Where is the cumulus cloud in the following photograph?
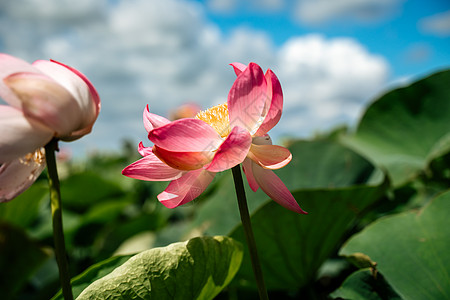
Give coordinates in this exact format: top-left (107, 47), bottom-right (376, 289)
top-left (274, 34), bottom-right (389, 137)
top-left (0, 0), bottom-right (389, 156)
top-left (294, 0), bottom-right (405, 25)
top-left (419, 10), bottom-right (450, 37)
top-left (403, 43), bottom-right (432, 64)
top-left (206, 0), bottom-right (284, 14)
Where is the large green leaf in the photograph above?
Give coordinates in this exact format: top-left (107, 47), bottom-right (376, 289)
top-left (0, 181), bottom-right (47, 228)
top-left (192, 139), bottom-right (381, 237)
top-left (52, 254), bottom-right (133, 300)
top-left (339, 190), bottom-right (450, 299)
top-left (60, 171), bottom-right (125, 211)
top-left (0, 223), bottom-right (51, 300)
top-left (331, 269), bottom-right (401, 300)
top-left (342, 70), bottom-right (450, 186)
top-left (230, 181), bottom-right (387, 291)
top-left (77, 236), bottom-right (243, 300)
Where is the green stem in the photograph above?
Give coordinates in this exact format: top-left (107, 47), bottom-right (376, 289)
top-left (45, 139), bottom-right (73, 300)
top-left (231, 165), bottom-right (269, 300)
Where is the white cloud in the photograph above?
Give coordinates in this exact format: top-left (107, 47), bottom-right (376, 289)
top-left (419, 10), bottom-right (450, 37)
top-left (206, 0), bottom-right (239, 13)
top-left (274, 34), bottom-right (389, 137)
top-left (0, 0), bottom-right (389, 157)
top-left (403, 43), bottom-right (432, 63)
top-left (294, 0), bottom-right (404, 25)
top-left (206, 0), bottom-right (284, 14)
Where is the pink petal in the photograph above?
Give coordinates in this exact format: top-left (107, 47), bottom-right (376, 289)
top-left (4, 72), bottom-right (83, 137)
top-left (32, 60), bottom-right (99, 140)
top-left (169, 103), bottom-right (201, 120)
top-left (138, 141), bottom-right (152, 156)
top-left (0, 53), bottom-right (41, 108)
top-left (242, 158), bottom-right (259, 192)
top-left (143, 105), bottom-right (171, 132)
top-left (157, 169), bottom-right (215, 208)
top-left (230, 62), bottom-right (247, 76)
top-left (228, 62), bottom-right (267, 133)
top-left (0, 149), bottom-right (46, 202)
top-left (50, 59), bottom-right (101, 117)
top-left (252, 164), bottom-right (307, 214)
top-left (152, 145), bottom-right (213, 171)
top-left (206, 126), bottom-right (252, 172)
top-left (254, 69), bottom-right (283, 136)
top-left (0, 105), bottom-right (53, 163)
top-left (248, 144), bottom-right (292, 169)
top-left (149, 118), bottom-right (222, 152)
top-left (122, 151), bottom-right (184, 181)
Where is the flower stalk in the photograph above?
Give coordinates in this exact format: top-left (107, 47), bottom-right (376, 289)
top-left (231, 165), bottom-right (269, 300)
top-left (45, 139), bottom-right (73, 300)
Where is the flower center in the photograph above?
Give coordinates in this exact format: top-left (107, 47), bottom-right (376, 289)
top-left (19, 148), bottom-right (45, 165)
top-left (195, 103), bottom-right (230, 138)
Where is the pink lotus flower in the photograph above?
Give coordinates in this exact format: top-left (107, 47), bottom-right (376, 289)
top-left (0, 54), bottom-right (100, 202)
top-left (123, 62), bottom-right (306, 214)
top-left (169, 102), bottom-right (201, 120)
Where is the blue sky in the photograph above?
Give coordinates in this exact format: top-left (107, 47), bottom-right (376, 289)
top-left (0, 0), bottom-right (449, 157)
top-left (199, 0), bottom-right (449, 78)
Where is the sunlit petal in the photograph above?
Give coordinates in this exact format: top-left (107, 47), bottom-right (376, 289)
top-left (228, 62), bottom-right (267, 133)
top-left (138, 141), bottom-right (152, 156)
top-left (254, 69), bottom-right (283, 136)
top-left (0, 53), bottom-right (41, 108)
top-left (149, 118), bottom-right (222, 152)
top-left (33, 60), bottom-right (99, 140)
top-left (230, 62), bottom-right (246, 76)
top-left (153, 145), bottom-right (213, 171)
top-left (122, 151), bottom-right (184, 181)
top-left (0, 149), bottom-right (46, 202)
top-left (4, 72), bottom-right (83, 136)
top-left (157, 169), bottom-right (216, 208)
top-left (242, 158), bottom-right (259, 192)
top-left (248, 144), bottom-right (292, 169)
top-left (0, 105), bottom-right (52, 163)
top-left (252, 164), bottom-right (307, 214)
top-left (206, 126), bottom-right (252, 172)
top-left (143, 105), bottom-right (171, 132)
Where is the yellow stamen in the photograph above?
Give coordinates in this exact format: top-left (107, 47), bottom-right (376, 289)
top-left (195, 103), bottom-right (230, 138)
top-left (19, 148), bottom-right (45, 165)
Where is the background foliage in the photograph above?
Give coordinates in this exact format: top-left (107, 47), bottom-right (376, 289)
top-left (0, 70), bottom-right (449, 299)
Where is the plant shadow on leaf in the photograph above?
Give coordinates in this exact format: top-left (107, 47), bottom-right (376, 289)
top-left (73, 236), bottom-right (243, 300)
top-left (190, 139), bottom-right (388, 298)
top-left (0, 223), bottom-right (51, 300)
top-left (331, 268), bottom-right (402, 300)
top-left (341, 70), bottom-right (450, 187)
top-left (339, 190), bottom-right (450, 300)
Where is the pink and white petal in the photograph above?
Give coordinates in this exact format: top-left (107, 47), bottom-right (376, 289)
top-left (0, 150), bottom-right (46, 202)
top-left (4, 72), bottom-right (83, 137)
top-left (33, 60), bottom-right (98, 135)
top-left (0, 105), bottom-right (53, 163)
top-left (252, 164), bottom-right (307, 214)
top-left (122, 152), bottom-right (184, 181)
top-left (248, 144), bottom-right (292, 170)
top-left (138, 141), bottom-right (153, 156)
top-left (153, 145), bottom-right (213, 171)
top-left (157, 169), bottom-right (215, 209)
top-left (0, 53), bottom-right (42, 108)
top-left (149, 118), bottom-right (222, 152)
top-left (143, 105), bottom-right (171, 132)
top-left (206, 126), bottom-right (252, 172)
top-left (242, 158), bottom-right (259, 192)
top-left (254, 69), bottom-right (283, 136)
top-left (50, 59), bottom-right (101, 116)
top-left (230, 62), bottom-right (247, 76)
top-left (228, 62), bottom-right (267, 133)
